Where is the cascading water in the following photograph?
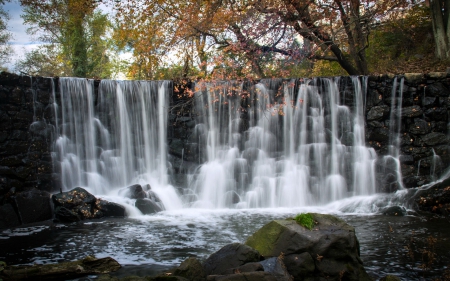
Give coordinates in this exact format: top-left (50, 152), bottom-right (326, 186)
top-left (52, 78), bottom-right (182, 210)
top-left (186, 77), bottom-right (378, 208)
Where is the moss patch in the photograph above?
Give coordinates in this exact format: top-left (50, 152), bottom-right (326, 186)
top-left (294, 213), bottom-right (314, 230)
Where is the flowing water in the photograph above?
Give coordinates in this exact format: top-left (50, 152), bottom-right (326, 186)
top-left (2, 77), bottom-right (449, 279)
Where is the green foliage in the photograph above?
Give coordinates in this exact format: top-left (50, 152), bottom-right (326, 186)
top-left (0, 1), bottom-right (12, 69)
top-left (294, 213), bottom-right (314, 230)
top-left (366, 3), bottom-right (436, 74)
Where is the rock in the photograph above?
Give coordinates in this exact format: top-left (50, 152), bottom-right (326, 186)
top-left (206, 272), bottom-right (279, 281)
top-left (173, 257), bottom-right (206, 281)
top-left (415, 177), bottom-right (450, 215)
top-left (203, 243), bottom-right (261, 275)
top-left (380, 206), bottom-right (406, 216)
top-left (425, 82), bottom-right (450, 97)
top-left (419, 132), bottom-right (448, 146)
top-left (54, 206), bottom-right (81, 222)
top-left (0, 203), bottom-right (20, 229)
top-left (399, 106), bottom-right (423, 118)
top-left (14, 189), bottom-right (52, 224)
top-left (95, 199), bottom-right (126, 218)
top-left (221, 263), bottom-right (264, 275)
top-left (404, 73), bottom-right (423, 84)
top-left (120, 184), bottom-right (147, 199)
top-left (52, 188), bottom-right (125, 222)
top-left (259, 257), bottom-right (292, 281)
top-left (245, 214), bottom-right (371, 281)
top-left (283, 253), bottom-right (315, 279)
top-left (379, 275), bottom-right (402, 281)
top-left (135, 198), bottom-right (163, 214)
top-left (408, 118), bottom-right (431, 135)
top-left (0, 256), bottom-right (121, 281)
top-left (366, 105), bottom-right (389, 121)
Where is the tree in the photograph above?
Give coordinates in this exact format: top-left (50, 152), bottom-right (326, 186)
top-left (429, 0), bottom-right (450, 59)
top-left (19, 0), bottom-right (115, 78)
top-left (0, 0), bottom-right (13, 70)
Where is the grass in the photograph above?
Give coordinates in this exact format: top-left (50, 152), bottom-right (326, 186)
top-left (294, 213), bottom-right (314, 230)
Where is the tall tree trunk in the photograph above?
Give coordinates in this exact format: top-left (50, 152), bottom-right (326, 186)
top-left (430, 0), bottom-right (450, 59)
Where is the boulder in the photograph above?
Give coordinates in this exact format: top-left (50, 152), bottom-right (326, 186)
top-left (203, 243), bottom-right (261, 275)
top-left (245, 214), bottom-right (371, 281)
top-left (283, 253), bottom-right (315, 279)
top-left (173, 257), bottom-right (206, 281)
top-left (259, 257), bottom-right (292, 281)
top-left (221, 263), bottom-right (264, 275)
top-left (380, 206), bottom-right (406, 216)
top-left (14, 189), bottom-right (52, 224)
top-left (119, 184), bottom-right (147, 199)
top-left (52, 187), bottom-right (126, 222)
top-left (135, 198), bottom-right (164, 214)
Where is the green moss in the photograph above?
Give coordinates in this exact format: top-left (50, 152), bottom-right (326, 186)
top-left (294, 213), bottom-right (314, 230)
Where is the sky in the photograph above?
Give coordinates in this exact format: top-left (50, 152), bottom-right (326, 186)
top-left (3, 0), bottom-right (42, 72)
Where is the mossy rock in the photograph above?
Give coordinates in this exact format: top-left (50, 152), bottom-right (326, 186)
top-left (244, 213), bottom-right (371, 281)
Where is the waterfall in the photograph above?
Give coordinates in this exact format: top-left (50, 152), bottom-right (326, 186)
top-left (52, 76), bottom-right (387, 210)
top-left (53, 78), bottom-right (182, 209)
top-left (187, 77), bottom-right (378, 208)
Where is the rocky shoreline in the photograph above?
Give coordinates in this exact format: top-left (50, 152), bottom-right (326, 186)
top-left (2, 213), bottom-right (403, 281)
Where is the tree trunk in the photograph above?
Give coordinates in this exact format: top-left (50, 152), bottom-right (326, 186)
top-left (430, 0), bottom-right (450, 59)
top-left (0, 256), bottom-right (121, 281)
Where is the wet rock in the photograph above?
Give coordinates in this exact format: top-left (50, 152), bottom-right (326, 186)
top-left (367, 105), bottom-right (389, 121)
top-left (135, 198), bottom-right (164, 214)
top-left (422, 96), bottom-right (438, 108)
top-left (380, 206), bottom-right (406, 216)
top-left (14, 188), bottom-right (52, 224)
top-left (245, 214), bottom-right (371, 281)
top-left (120, 184), bottom-right (147, 199)
top-left (53, 187), bottom-right (125, 222)
top-left (404, 73), bottom-right (423, 84)
top-left (203, 243), bottom-right (261, 275)
top-left (415, 177), bottom-right (450, 215)
top-left (174, 257), bottom-right (206, 281)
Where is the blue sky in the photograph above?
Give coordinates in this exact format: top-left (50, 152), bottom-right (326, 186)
top-left (3, 0), bottom-right (41, 71)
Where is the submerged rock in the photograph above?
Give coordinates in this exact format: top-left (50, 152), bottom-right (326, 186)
top-left (245, 213), bottom-right (371, 281)
top-left (380, 206), bottom-right (406, 216)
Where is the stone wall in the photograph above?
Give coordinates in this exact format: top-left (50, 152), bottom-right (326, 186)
top-left (1, 72), bottom-right (449, 227)
top-left (0, 72), bottom-right (55, 227)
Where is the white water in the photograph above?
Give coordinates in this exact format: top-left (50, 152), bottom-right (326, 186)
top-left (52, 77), bottom-right (410, 213)
top-left (187, 78), bottom-right (378, 208)
top-left (53, 78), bottom-right (182, 211)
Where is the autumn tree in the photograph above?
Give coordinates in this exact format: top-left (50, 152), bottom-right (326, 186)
top-left (19, 0), bottom-right (115, 78)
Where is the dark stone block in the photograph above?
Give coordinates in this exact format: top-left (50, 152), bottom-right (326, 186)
top-left (399, 105), bottom-right (423, 118)
top-left (408, 118), bottom-right (431, 135)
top-left (417, 132), bottom-right (448, 146)
top-left (424, 107), bottom-right (448, 121)
top-left (0, 203), bottom-right (21, 229)
top-left (425, 82), bottom-right (450, 97)
top-left (367, 105), bottom-right (390, 121)
top-left (284, 253), bottom-right (316, 280)
top-left (52, 187), bottom-right (97, 209)
top-left (14, 189), bottom-right (52, 224)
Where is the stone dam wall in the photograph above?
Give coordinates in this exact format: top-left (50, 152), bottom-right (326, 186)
top-left (0, 71), bottom-right (449, 227)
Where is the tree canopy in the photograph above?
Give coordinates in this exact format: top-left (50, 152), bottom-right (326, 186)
top-left (10, 0), bottom-right (450, 78)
